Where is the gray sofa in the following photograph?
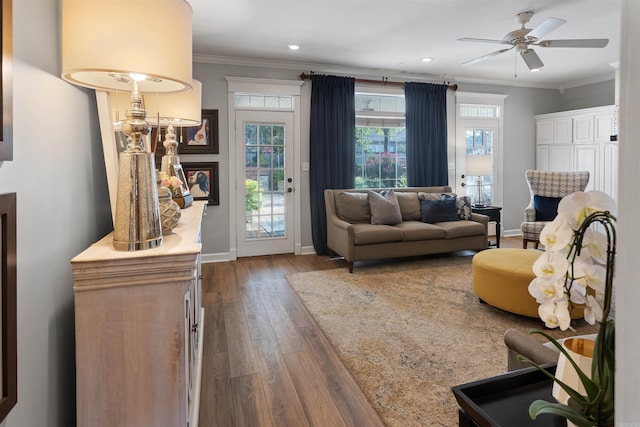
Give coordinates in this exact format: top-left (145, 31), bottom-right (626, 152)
top-left (324, 186), bottom-right (489, 272)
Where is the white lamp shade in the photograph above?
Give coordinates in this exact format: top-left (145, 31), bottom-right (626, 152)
top-left (466, 155), bottom-right (493, 176)
top-left (61, 0), bottom-right (193, 93)
top-left (111, 80), bottom-right (202, 127)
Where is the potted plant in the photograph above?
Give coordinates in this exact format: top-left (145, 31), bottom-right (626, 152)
top-left (523, 191), bottom-right (616, 427)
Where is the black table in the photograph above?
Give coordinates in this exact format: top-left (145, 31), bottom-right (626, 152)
top-left (471, 205), bottom-right (502, 248)
top-left (452, 365), bottom-right (566, 427)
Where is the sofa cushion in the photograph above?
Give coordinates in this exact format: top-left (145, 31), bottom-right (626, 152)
top-left (420, 198), bottom-right (459, 223)
top-left (352, 223), bottom-right (404, 245)
top-left (437, 220), bottom-right (485, 239)
top-left (368, 190), bottom-right (402, 225)
top-left (394, 221), bottom-right (447, 241)
top-left (394, 192), bottom-right (422, 221)
top-left (534, 195), bottom-right (561, 221)
top-left (335, 192), bottom-right (371, 223)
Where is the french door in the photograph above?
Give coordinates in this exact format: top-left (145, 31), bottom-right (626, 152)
top-left (235, 110), bottom-right (295, 257)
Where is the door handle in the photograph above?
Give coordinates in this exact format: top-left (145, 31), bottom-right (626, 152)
top-left (287, 187), bottom-right (293, 193)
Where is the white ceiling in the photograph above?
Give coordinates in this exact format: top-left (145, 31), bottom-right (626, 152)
top-left (188, 0), bottom-right (621, 89)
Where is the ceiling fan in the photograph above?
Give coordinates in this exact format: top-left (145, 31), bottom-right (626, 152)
top-left (458, 11), bottom-right (609, 70)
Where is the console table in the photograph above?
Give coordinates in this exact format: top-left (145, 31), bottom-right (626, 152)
top-left (71, 202), bottom-right (206, 427)
top-left (471, 205), bottom-right (502, 247)
top-left (452, 365), bottom-right (565, 427)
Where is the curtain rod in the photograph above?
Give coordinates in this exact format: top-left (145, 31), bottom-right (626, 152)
top-left (299, 72), bottom-right (458, 91)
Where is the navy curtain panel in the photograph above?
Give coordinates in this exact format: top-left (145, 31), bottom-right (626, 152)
top-left (404, 82), bottom-right (449, 186)
top-left (309, 74), bottom-right (356, 255)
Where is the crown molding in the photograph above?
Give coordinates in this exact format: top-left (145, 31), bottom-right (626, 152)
top-left (193, 53), bottom-right (614, 91)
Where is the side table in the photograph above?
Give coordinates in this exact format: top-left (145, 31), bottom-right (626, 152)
top-left (471, 205), bottom-right (502, 248)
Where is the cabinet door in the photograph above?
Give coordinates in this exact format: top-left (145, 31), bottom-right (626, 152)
top-left (554, 118), bottom-right (573, 144)
top-left (549, 145), bottom-right (574, 172)
top-left (573, 115), bottom-right (594, 143)
top-left (536, 145), bottom-right (550, 171)
top-left (595, 112), bottom-right (614, 142)
top-left (536, 119), bottom-right (554, 145)
top-left (574, 143), bottom-right (600, 191)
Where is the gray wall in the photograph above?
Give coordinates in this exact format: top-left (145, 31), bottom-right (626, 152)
top-left (0, 0), bottom-right (112, 425)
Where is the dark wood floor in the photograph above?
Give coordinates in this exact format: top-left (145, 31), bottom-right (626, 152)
top-left (198, 236), bottom-right (522, 427)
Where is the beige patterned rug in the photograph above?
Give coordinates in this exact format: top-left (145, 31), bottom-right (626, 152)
top-left (286, 253), bottom-right (598, 427)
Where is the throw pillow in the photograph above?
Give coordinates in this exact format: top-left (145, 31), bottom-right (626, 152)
top-left (534, 195), bottom-right (562, 221)
top-left (417, 192), bottom-right (441, 201)
top-left (394, 191), bottom-right (421, 221)
top-left (368, 190), bottom-right (402, 225)
top-left (420, 198), bottom-right (459, 224)
top-left (440, 193), bottom-right (472, 220)
top-left (335, 192), bottom-right (371, 223)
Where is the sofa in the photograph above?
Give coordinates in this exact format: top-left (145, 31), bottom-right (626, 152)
top-left (324, 186), bottom-right (489, 272)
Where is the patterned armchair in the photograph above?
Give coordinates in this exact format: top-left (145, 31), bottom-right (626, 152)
top-left (521, 170), bottom-right (590, 249)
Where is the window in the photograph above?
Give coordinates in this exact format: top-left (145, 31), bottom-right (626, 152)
top-left (355, 91), bottom-right (406, 188)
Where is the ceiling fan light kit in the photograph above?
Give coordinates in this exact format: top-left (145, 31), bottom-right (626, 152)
top-left (459, 11), bottom-right (609, 71)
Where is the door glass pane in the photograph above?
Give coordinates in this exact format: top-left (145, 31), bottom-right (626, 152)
top-left (245, 122), bottom-right (286, 240)
top-left (465, 128), bottom-right (494, 205)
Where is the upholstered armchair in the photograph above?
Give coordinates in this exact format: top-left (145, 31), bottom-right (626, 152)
top-left (521, 170), bottom-right (590, 249)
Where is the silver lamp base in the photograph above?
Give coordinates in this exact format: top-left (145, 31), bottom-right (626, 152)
top-left (112, 148), bottom-right (163, 251)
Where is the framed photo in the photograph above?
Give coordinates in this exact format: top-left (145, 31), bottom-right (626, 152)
top-left (182, 162), bottom-right (219, 206)
top-left (178, 109), bottom-right (218, 154)
top-left (0, 193), bottom-right (17, 422)
top-left (0, 0), bottom-right (13, 161)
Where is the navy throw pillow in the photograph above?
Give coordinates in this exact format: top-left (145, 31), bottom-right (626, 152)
top-left (420, 198), bottom-right (459, 224)
top-left (534, 195), bottom-right (562, 221)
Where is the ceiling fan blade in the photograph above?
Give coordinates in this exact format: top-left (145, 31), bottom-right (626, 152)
top-left (527, 17), bottom-right (566, 40)
top-left (520, 49), bottom-right (544, 70)
top-left (536, 39), bottom-right (609, 48)
top-left (457, 37), bottom-right (507, 44)
top-left (462, 46), bottom-right (514, 66)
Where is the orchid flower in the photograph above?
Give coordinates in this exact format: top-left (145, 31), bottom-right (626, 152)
top-left (528, 277), bottom-right (565, 304)
top-left (532, 251), bottom-right (569, 281)
top-left (583, 294), bottom-right (603, 325)
top-left (557, 191), bottom-right (616, 230)
top-left (581, 228), bottom-right (609, 264)
top-left (538, 299), bottom-right (571, 330)
top-left (539, 213), bottom-right (573, 253)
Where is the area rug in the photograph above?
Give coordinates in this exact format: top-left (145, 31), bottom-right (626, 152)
top-left (286, 254), bottom-right (598, 427)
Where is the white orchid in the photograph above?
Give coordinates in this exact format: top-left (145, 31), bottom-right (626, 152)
top-left (528, 277), bottom-right (565, 304)
top-left (583, 294), bottom-right (603, 325)
top-left (538, 299), bottom-right (571, 330)
top-left (539, 213), bottom-right (573, 253)
top-left (580, 228), bottom-right (609, 264)
top-left (529, 190), bottom-right (616, 331)
top-left (557, 191), bottom-right (616, 230)
top-left (532, 250), bottom-right (569, 281)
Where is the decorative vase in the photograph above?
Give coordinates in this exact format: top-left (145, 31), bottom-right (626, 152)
top-left (552, 338), bottom-right (595, 405)
top-left (158, 185), bottom-right (181, 234)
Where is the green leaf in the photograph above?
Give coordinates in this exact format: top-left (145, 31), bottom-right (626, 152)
top-left (529, 400), bottom-right (593, 426)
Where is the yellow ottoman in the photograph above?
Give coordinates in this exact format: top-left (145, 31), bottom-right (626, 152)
top-left (472, 248), bottom-right (584, 318)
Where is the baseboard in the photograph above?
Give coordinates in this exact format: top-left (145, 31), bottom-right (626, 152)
top-left (201, 246), bottom-right (318, 263)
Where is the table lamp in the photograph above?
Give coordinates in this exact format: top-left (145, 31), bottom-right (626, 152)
top-left (465, 154), bottom-right (493, 207)
top-left (111, 79), bottom-right (203, 208)
top-left (61, 0), bottom-right (194, 251)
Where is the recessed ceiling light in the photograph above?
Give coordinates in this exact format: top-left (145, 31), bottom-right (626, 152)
top-left (422, 57), bottom-right (433, 63)
top-left (288, 44), bottom-right (300, 50)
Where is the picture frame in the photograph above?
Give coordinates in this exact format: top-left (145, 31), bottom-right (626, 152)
top-left (176, 109), bottom-right (218, 154)
top-left (181, 162), bottom-right (219, 206)
top-left (0, 193), bottom-right (17, 422)
top-left (0, 0), bottom-right (13, 161)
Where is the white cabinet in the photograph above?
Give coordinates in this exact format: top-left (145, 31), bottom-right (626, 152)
top-left (71, 202), bottom-right (206, 427)
top-left (535, 105), bottom-right (617, 200)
